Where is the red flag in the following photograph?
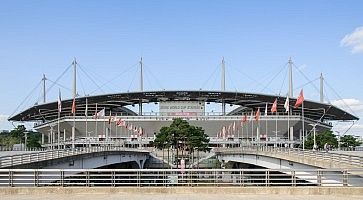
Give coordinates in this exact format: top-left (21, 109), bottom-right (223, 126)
top-left (108, 115), bottom-right (113, 124)
top-left (116, 118), bottom-right (124, 126)
top-left (255, 108), bottom-right (260, 122)
top-left (294, 89), bottom-right (304, 108)
top-left (241, 114), bottom-right (248, 127)
top-left (271, 99), bottom-right (277, 113)
top-left (71, 98), bottom-right (76, 114)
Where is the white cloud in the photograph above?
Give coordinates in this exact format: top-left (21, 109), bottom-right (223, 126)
top-left (332, 98), bottom-right (363, 113)
top-left (333, 123), bottom-right (363, 137)
top-left (341, 26), bottom-right (363, 54)
top-left (331, 98), bottom-right (363, 137)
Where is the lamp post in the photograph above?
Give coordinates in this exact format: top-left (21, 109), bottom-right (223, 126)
top-left (308, 124), bottom-right (318, 151)
top-left (24, 131), bottom-right (29, 151)
top-left (336, 131), bottom-right (341, 151)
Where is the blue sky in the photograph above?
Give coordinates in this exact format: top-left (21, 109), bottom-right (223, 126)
top-left (0, 0), bottom-right (363, 135)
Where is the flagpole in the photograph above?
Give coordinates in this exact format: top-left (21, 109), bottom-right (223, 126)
top-left (246, 119), bottom-right (249, 144)
top-left (115, 115), bottom-right (118, 145)
top-left (275, 112), bottom-right (278, 147)
top-left (103, 107), bottom-right (106, 147)
top-left (85, 98), bottom-right (88, 148)
top-left (109, 111), bottom-right (112, 147)
top-left (287, 106), bottom-right (290, 148)
top-left (302, 101), bottom-right (305, 150)
top-left (95, 103), bottom-right (98, 147)
top-left (63, 129), bottom-right (66, 149)
top-left (72, 111), bottom-right (75, 150)
top-left (57, 109), bottom-right (60, 149)
top-left (251, 115), bottom-right (254, 145)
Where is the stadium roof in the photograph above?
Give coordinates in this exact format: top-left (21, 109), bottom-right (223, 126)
top-left (8, 90), bottom-right (359, 122)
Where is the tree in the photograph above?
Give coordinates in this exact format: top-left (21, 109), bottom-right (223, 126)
top-left (0, 126), bottom-right (42, 149)
top-left (340, 135), bottom-right (361, 148)
top-left (152, 118), bottom-right (210, 168)
top-left (303, 130), bottom-right (338, 150)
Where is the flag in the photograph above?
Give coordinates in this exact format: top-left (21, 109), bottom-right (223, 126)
top-left (284, 96), bottom-right (289, 113)
top-left (95, 108), bottom-right (105, 119)
top-left (116, 118), bottom-right (124, 126)
top-left (222, 126), bottom-right (226, 138)
top-left (134, 126), bottom-right (138, 133)
top-left (241, 114), bottom-right (247, 127)
top-left (71, 98), bottom-right (76, 114)
top-left (264, 103), bottom-right (268, 116)
top-left (108, 115), bottom-right (113, 124)
top-left (255, 108), bottom-right (260, 122)
top-left (271, 98), bottom-right (277, 113)
top-left (58, 89), bottom-right (62, 113)
top-left (232, 121), bottom-right (236, 132)
top-left (128, 124), bottom-right (133, 131)
top-left (84, 98), bottom-right (88, 116)
top-left (138, 127), bottom-right (143, 136)
top-left (294, 89), bottom-right (304, 108)
top-left (249, 111), bottom-right (254, 122)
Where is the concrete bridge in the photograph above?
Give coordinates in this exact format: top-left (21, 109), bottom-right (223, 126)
top-left (214, 146), bottom-right (363, 169)
top-left (1, 146), bottom-right (363, 170)
top-left (0, 147), bottom-right (150, 169)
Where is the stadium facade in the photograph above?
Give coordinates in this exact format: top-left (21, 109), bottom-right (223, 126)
top-left (8, 58), bottom-right (359, 149)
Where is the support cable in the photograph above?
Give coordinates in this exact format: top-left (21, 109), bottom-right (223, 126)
top-left (261, 63), bottom-right (288, 93)
top-left (127, 66), bottom-right (139, 91)
top-left (143, 64), bottom-right (165, 90)
top-left (77, 69), bottom-right (87, 96)
top-left (10, 80), bottom-right (42, 117)
top-left (324, 79), bottom-right (357, 116)
top-left (77, 64), bottom-right (106, 94)
top-left (278, 66), bottom-right (288, 96)
top-left (293, 77), bottom-right (320, 92)
top-left (46, 79), bottom-right (72, 92)
top-left (292, 63), bottom-right (320, 94)
top-left (200, 64), bottom-right (219, 90)
top-left (45, 64), bottom-right (72, 95)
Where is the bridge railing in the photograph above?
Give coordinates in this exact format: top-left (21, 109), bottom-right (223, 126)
top-left (0, 168), bottom-right (361, 187)
top-left (0, 146), bottom-right (147, 168)
top-left (214, 146), bottom-right (363, 167)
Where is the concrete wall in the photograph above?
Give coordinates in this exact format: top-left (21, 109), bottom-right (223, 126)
top-left (1, 187), bottom-right (363, 196)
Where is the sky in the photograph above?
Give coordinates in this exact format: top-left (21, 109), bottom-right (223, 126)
top-left (0, 0), bottom-right (363, 136)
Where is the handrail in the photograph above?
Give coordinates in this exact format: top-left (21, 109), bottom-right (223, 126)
top-left (0, 168), bottom-right (362, 187)
top-left (1, 146), bottom-right (362, 169)
top-left (0, 146), bottom-right (148, 168)
top-left (215, 146), bottom-right (363, 167)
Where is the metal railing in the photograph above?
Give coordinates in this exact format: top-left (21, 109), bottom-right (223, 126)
top-left (34, 112), bottom-right (332, 129)
top-left (215, 146), bottom-right (363, 168)
top-left (0, 168), bottom-right (361, 187)
top-left (0, 147), bottom-right (148, 168)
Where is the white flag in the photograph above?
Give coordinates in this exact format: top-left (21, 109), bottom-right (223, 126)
top-left (264, 103), bottom-right (268, 116)
top-left (249, 111), bottom-right (254, 122)
top-left (284, 96), bottom-right (289, 113)
top-left (85, 98), bottom-right (88, 116)
top-left (58, 89), bottom-right (62, 113)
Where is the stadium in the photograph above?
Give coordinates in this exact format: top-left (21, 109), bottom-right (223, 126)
top-left (8, 58), bottom-right (359, 150)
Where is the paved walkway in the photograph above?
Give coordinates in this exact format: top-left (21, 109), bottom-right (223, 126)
top-left (3, 194), bottom-right (363, 200)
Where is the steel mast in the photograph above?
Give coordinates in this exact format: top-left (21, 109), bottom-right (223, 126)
top-left (139, 57), bottom-right (143, 115)
top-left (221, 57), bottom-right (226, 116)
